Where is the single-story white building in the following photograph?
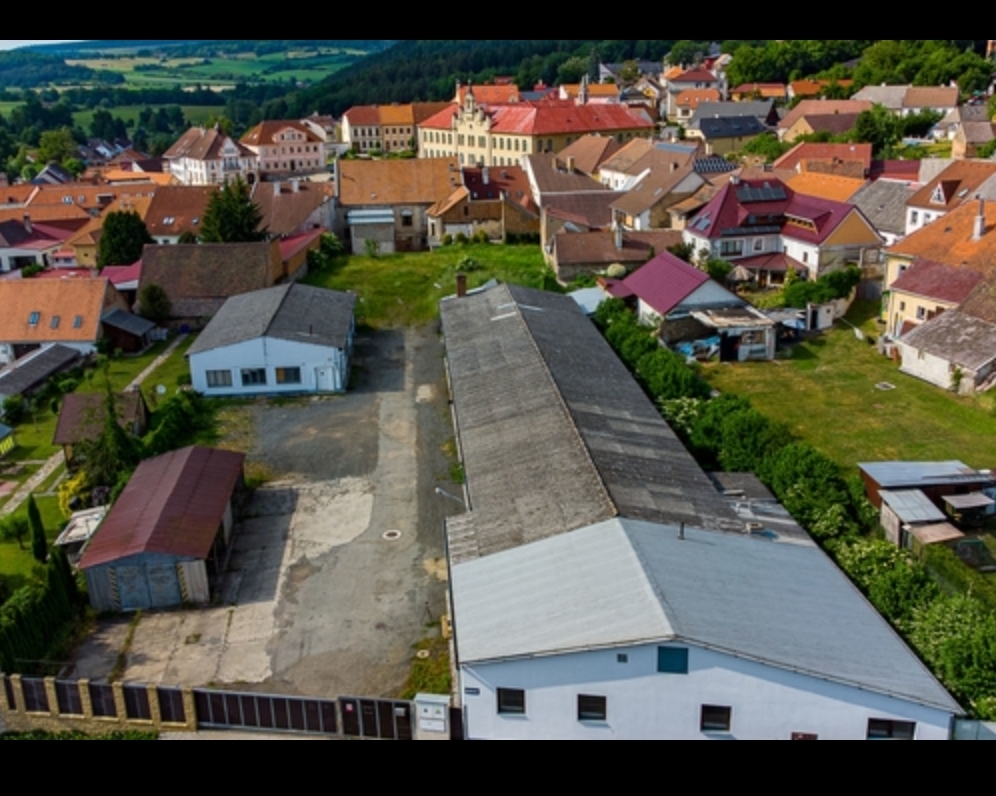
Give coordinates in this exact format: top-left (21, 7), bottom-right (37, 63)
top-left (897, 310), bottom-right (996, 395)
top-left (188, 283), bottom-right (356, 397)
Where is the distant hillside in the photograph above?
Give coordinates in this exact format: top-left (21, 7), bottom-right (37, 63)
top-left (0, 50), bottom-right (122, 88)
top-left (26, 40), bottom-right (395, 57)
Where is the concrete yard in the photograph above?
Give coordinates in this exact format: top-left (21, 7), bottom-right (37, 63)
top-left (67, 327), bottom-right (461, 699)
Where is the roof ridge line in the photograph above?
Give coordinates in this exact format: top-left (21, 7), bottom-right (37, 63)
top-left (509, 286), bottom-right (618, 520)
top-left (261, 282), bottom-right (295, 340)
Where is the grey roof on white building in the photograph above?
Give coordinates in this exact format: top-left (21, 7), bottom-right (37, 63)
top-left (689, 101), bottom-right (775, 128)
top-left (453, 517), bottom-right (960, 713)
top-left (853, 85), bottom-right (911, 111)
top-left (188, 283), bottom-right (355, 356)
top-left (850, 179), bottom-right (918, 237)
top-left (900, 310), bottom-right (996, 372)
top-left (440, 284), bottom-right (740, 565)
top-left (860, 460), bottom-right (990, 489)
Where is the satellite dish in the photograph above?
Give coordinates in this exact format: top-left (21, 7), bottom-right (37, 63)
top-left (156, 385), bottom-right (167, 396)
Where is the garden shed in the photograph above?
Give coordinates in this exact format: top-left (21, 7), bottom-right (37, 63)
top-left (79, 446), bottom-right (245, 612)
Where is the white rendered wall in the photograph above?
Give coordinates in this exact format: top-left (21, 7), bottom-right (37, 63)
top-left (460, 643), bottom-right (953, 741)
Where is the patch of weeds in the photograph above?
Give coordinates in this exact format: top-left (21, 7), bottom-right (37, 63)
top-left (449, 462), bottom-right (466, 485)
top-left (400, 629), bottom-right (451, 700)
top-left (184, 634), bottom-right (202, 645)
top-left (109, 611), bottom-right (142, 683)
top-left (244, 461), bottom-right (276, 491)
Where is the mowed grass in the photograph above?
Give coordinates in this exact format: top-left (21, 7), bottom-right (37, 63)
top-left (702, 301), bottom-right (996, 474)
top-left (305, 245), bottom-right (554, 328)
top-left (0, 495), bottom-right (70, 592)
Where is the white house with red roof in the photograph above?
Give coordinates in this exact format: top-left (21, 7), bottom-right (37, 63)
top-left (683, 177), bottom-right (883, 282)
top-left (610, 252), bottom-right (775, 359)
top-left (0, 217), bottom-right (78, 273)
top-left (663, 67), bottom-right (727, 121)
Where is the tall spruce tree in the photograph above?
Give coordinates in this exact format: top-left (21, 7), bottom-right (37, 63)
top-left (97, 211), bottom-right (154, 268)
top-left (27, 495), bottom-right (46, 564)
top-left (199, 177), bottom-right (267, 243)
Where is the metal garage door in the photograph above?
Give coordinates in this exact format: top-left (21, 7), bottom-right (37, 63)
top-left (116, 566), bottom-right (151, 612)
top-left (147, 563), bottom-right (181, 608)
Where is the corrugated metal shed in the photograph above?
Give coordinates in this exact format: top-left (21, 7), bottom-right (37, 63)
top-left (880, 490), bottom-right (947, 525)
top-left (80, 446), bottom-right (245, 569)
top-left (453, 517), bottom-right (962, 713)
top-left (0, 345), bottom-right (81, 401)
top-left (861, 461), bottom-right (990, 489)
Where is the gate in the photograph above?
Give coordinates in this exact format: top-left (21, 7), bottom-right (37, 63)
top-left (193, 689), bottom-right (339, 737)
top-left (340, 697), bottom-right (413, 740)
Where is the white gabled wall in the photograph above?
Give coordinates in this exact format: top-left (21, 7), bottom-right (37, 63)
top-left (460, 643), bottom-right (953, 741)
top-left (190, 336), bottom-right (350, 396)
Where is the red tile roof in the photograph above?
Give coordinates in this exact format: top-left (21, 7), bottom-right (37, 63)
top-left (779, 100), bottom-right (872, 131)
top-left (736, 252), bottom-right (807, 273)
top-left (890, 259), bottom-right (985, 304)
top-left (240, 120), bottom-right (322, 147)
top-left (343, 105), bottom-right (383, 127)
top-left (458, 85), bottom-right (522, 105)
top-left (101, 261), bottom-right (142, 286)
top-left (620, 252), bottom-right (710, 316)
top-left (278, 228), bottom-right (324, 262)
top-left (672, 69), bottom-right (719, 84)
top-left (80, 446), bottom-right (245, 569)
top-left (908, 161), bottom-right (996, 212)
top-left (419, 102), bottom-right (653, 136)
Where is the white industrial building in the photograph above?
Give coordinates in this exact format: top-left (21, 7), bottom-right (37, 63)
top-left (440, 284), bottom-right (961, 741)
top-left (188, 283), bottom-right (355, 397)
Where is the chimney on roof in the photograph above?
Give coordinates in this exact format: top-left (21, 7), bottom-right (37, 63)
top-left (22, 214), bottom-right (31, 235)
top-left (292, 179), bottom-right (301, 194)
top-left (274, 182), bottom-right (281, 197)
top-left (482, 167), bottom-right (490, 185)
top-left (975, 198), bottom-right (986, 241)
top-left (566, 157), bottom-right (576, 175)
top-left (456, 272), bottom-right (468, 298)
top-left (614, 221), bottom-right (623, 251)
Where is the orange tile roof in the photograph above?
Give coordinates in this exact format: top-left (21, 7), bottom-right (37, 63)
top-left (790, 79), bottom-right (855, 98)
top-left (561, 84), bottom-right (621, 99)
top-left (908, 161), bottom-right (996, 212)
top-left (786, 172), bottom-right (867, 203)
top-left (458, 85), bottom-right (522, 105)
top-left (145, 185), bottom-right (218, 238)
top-left (378, 105), bottom-right (416, 126)
top-left (67, 195), bottom-right (155, 248)
top-left (779, 100), bottom-right (873, 131)
top-left (888, 199), bottom-right (996, 273)
top-left (26, 183), bottom-right (157, 212)
top-left (0, 278), bottom-right (110, 344)
top-left (101, 170), bottom-right (175, 186)
top-left (0, 185), bottom-right (37, 206)
top-left (241, 120), bottom-right (323, 146)
top-left (0, 205), bottom-right (90, 224)
top-left (732, 83), bottom-right (788, 100)
top-left (676, 88), bottom-right (722, 108)
top-left (338, 158), bottom-right (461, 207)
top-left (774, 143), bottom-right (874, 173)
top-left (343, 105), bottom-right (382, 127)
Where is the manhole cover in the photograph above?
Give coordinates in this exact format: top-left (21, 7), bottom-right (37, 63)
top-left (875, 382), bottom-right (897, 391)
top-left (382, 530), bottom-right (403, 542)
top-left (416, 650), bottom-right (431, 660)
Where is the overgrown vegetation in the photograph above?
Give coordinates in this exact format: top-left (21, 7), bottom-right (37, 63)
top-left (594, 299), bottom-right (996, 719)
top-left (400, 629), bottom-right (452, 700)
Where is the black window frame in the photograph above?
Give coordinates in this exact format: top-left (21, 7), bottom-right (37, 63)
top-left (241, 368), bottom-right (268, 387)
top-left (867, 719), bottom-right (916, 741)
top-left (496, 688), bottom-right (526, 716)
top-left (701, 705), bottom-right (733, 733)
top-left (658, 647), bottom-right (690, 675)
top-left (578, 694), bottom-right (607, 723)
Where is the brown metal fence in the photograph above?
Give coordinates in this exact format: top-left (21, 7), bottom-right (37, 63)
top-left (340, 697), bottom-right (413, 740)
top-left (193, 689), bottom-right (342, 737)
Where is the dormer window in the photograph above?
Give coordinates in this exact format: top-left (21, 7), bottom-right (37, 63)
top-left (163, 217), bottom-right (175, 225)
top-left (28, 312), bottom-right (40, 327)
top-left (931, 186), bottom-right (946, 205)
top-left (73, 316), bottom-right (83, 329)
top-left (50, 316), bottom-right (60, 330)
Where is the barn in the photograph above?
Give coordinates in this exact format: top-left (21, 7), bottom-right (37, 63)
top-left (79, 446), bottom-right (246, 613)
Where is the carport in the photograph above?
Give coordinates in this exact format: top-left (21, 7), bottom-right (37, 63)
top-left (80, 446), bottom-right (246, 613)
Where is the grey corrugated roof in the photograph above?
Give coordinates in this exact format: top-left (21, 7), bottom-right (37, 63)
top-left (0, 345), bottom-right (80, 401)
top-left (453, 517), bottom-right (960, 713)
top-left (188, 284), bottom-right (356, 357)
top-left (860, 460), bottom-right (989, 488)
top-left (689, 101), bottom-right (775, 128)
top-left (440, 284), bottom-right (739, 565)
top-left (850, 179), bottom-right (917, 237)
top-left (880, 490), bottom-right (947, 525)
top-left (853, 85), bottom-right (910, 110)
top-left (101, 309), bottom-right (155, 338)
top-left (695, 116), bottom-right (767, 141)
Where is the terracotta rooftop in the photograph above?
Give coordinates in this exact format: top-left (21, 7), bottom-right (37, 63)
top-left (163, 126), bottom-right (254, 161)
top-left (26, 184), bottom-right (157, 212)
top-left (555, 135), bottom-right (624, 176)
top-left (461, 166), bottom-right (536, 212)
top-left (560, 83), bottom-right (621, 99)
top-left (619, 252), bottom-right (712, 316)
top-left (888, 199), bottom-right (996, 272)
top-left (545, 193), bottom-right (626, 230)
top-left (789, 79), bottom-right (855, 98)
top-left (731, 83), bottom-right (788, 99)
top-left (0, 205), bottom-right (90, 225)
top-left (676, 88), bottom-right (722, 108)
top-left (554, 229), bottom-right (683, 266)
top-left (774, 143), bottom-right (874, 174)
top-left (671, 68), bottom-right (719, 84)
top-left (338, 158), bottom-right (460, 207)
top-left (908, 161), bottom-right (996, 212)
top-left (458, 85), bottom-right (523, 105)
top-left (251, 181), bottom-right (334, 236)
top-left (80, 446), bottom-right (245, 569)
top-left (786, 172), bottom-right (867, 203)
top-left (904, 86), bottom-right (959, 109)
top-left (0, 278), bottom-right (111, 344)
top-left (144, 185), bottom-right (218, 238)
top-left (241, 120), bottom-right (322, 146)
top-left (420, 102), bottom-right (653, 136)
top-left (794, 113), bottom-right (864, 137)
top-left (0, 185), bottom-right (38, 206)
top-left (890, 259), bottom-right (985, 305)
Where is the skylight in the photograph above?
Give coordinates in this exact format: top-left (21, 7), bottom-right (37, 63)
top-left (50, 316), bottom-right (60, 330)
top-left (28, 312), bottom-right (40, 327)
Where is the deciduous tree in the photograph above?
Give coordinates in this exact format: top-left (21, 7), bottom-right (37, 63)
top-left (97, 211), bottom-right (153, 268)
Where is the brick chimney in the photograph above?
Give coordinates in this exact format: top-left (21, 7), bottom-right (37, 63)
top-left (566, 157), bottom-right (576, 175)
top-left (975, 198), bottom-right (986, 242)
top-left (22, 214), bottom-right (32, 235)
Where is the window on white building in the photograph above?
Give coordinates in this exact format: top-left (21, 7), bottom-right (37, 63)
top-left (578, 695), bottom-right (607, 723)
top-left (701, 705), bottom-right (732, 733)
top-left (867, 719), bottom-right (916, 741)
top-left (657, 648), bottom-right (689, 674)
top-left (276, 368), bottom-right (302, 385)
top-left (241, 369), bottom-right (267, 387)
top-left (497, 689), bottom-right (525, 716)
top-left (207, 371), bottom-right (233, 388)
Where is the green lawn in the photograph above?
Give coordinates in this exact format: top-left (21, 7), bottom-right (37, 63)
top-left (0, 495), bottom-right (69, 593)
top-left (305, 245), bottom-right (554, 328)
top-left (702, 301), bottom-right (996, 474)
top-left (139, 335), bottom-right (196, 406)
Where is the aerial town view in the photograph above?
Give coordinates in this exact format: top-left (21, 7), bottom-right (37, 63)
top-left (0, 38), bottom-right (995, 741)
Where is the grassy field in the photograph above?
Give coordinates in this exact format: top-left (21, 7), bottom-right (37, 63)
top-left (0, 495), bottom-right (70, 593)
top-left (702, 301), bottom-right (996, 474)
top-left (305, 245), bottom-right (554, 328)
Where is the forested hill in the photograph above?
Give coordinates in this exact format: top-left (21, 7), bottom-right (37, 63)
top-left (24, 40), bottom-right (395, 57)
top-left (259, 39), bottom-right (995, 118)
top-left (0, 50), bottom-right (122, 88)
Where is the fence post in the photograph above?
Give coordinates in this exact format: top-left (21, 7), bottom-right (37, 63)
top-left (43, 678), bottom-right (58, 717)
top-left (7, 674), bottom-right (21, 713)
top-left (78, 679), bottom-right (95, 721)
top-left (147, 685), bottom-right (162, 727)
top-left (182, 688), bottom-right (198, 732)
top-left (111, 682), bottom-right (127, 727)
